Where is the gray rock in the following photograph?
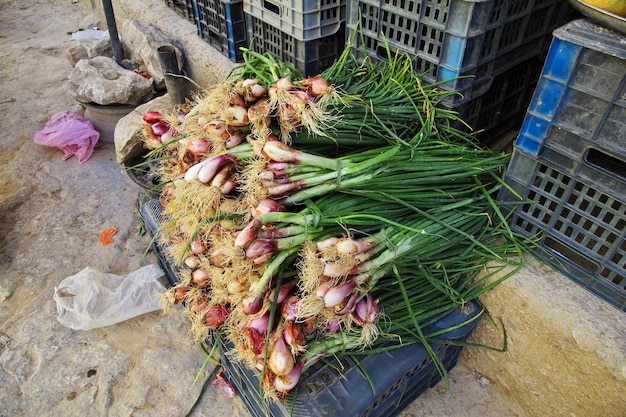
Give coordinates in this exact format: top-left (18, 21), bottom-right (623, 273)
top-left (114, 94), bottom-right (174, 164)
top-left (78, 12), bottom-right (102, 31)
top-left (63, 56), bottom-right (154, 105)
top-left (67, 30), bottom-right (113, 66)
top-left (120, 19), bottom-right (183, 91)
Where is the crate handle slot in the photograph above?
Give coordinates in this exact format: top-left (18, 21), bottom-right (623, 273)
top-left (262, 0), bottom-right (280, 16)
top-left (376, 45), bottom-right (399, 62)
top-left (543, 236), bottom-right (599, 275)
top-left (584, 148), bottom-right (626, 181)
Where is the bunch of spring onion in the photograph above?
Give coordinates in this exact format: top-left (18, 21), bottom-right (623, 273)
top-left (247, 133), bottom-right (509, 206)
top-left (137, 41), bottom-right (531, 402)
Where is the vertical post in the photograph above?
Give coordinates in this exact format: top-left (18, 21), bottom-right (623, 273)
top-left (158, 45), bottom-right (187, 105)
top-left (102, 0), bottom-right (124, 65)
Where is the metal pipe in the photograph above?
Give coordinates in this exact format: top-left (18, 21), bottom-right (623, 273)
top-left (158, 45), bottom-right (187, 105)
top-left (102, 0), bottom-right (124, 65)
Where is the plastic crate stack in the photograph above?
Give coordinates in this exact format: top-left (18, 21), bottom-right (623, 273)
top-left (136, 192), bottom-right (485, 416)
top-left (165, 0), bottom-right (197, 23)
top-left (498, 19), bottom-right (626, 311)
top-left (165, 0), bottom-right (247, 62)
top-left (243, 0), bottom-right (347, 76)
top-left (346, 0), bottom-right (576, 146)
top-left (196, 0), bottom-right (247, 62)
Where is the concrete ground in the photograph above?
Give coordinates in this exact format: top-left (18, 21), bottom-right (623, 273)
top-left (1, 1), bottom-right (624, 417)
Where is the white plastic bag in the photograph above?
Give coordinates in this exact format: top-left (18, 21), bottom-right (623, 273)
top-left (54, 264), bottom-right (167, 330)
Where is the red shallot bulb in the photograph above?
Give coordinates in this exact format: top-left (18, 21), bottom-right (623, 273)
top-left (246, 312), bottom-right (270, 335)
top-left (251, 199), bottom-right (284, 218)
top-left (171, 281), bottom-right (190, 304)
top-left (184, 255), bottom-right (201, 269)
top-left (190, 238), bottom-right (208, 255)
top-left (316, 236), bottom-right (340, 251)
top-left (159, 131), bottom-right (173, 144)
top-left (210, 248), bottom-right (228, 267)
top-left (187, 138), bottom-right (211, 156)
top-left (326, 317), bottom-right (343, 333)
top-left (354, 294), bottom-right (380, 325)
top-left (225, 105), bottom-right (249, 127)
top-left (225, 131), bottom-right (246, 148)
top-left (226, 278), bottom-right (244, 295)
top-left (234, 218), bottom-right (261, 248)
top-left (150, 121), bottom-right (170, 136)
top-left (191, 268), bottom-right (210, 287)
top-left (273, 360), bottom-right (303, 393)
top-left (300, 75), bottom-right (330, 98)
top-left (275, 77), bottom-right (293, 91)
top-left (143, 111), bottom-right (163, 124)
top-left (281, 295), bottom-right (300, 321)
top-left (204, 304), bottom-right (229, 328)
top-left (242, 293), bottom-right (263, 315)
top-left (213, 371), bottom-right (236, 398)
top-left (269, 332), bottom-right (294, 376)
top-left (283, 320), bottom-right (305, 350)
top-left (324, 280), bottom-right (357, 308)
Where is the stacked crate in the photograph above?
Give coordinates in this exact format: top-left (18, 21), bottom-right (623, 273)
top-left (244, 0), bottom-right (347, 76)
top-left (498, 19), bottom-right (626, 311)
top-left (165, 0), bottom-right (197, 23)
top-left (196, 0), bottom-right (248, 62)
top-left (346, 0), bottom-right (576, 146)
top-left (165, 0), bottom-right (248, 62)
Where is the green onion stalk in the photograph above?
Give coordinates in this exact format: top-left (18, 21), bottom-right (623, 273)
top-left (251, 135), bottom-right (509, 208)
top-left (295, 209), bottom-right (526, 388)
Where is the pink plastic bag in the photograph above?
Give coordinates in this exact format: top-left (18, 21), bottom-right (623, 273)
top-left (34, 111), bottom-right (100, 163)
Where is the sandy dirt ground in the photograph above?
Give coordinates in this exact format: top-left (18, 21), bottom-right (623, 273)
top-left (0, 1), bottom-right (524, 416)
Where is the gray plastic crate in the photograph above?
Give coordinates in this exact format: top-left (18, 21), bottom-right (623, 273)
top-left (244, 0), bottom-right (346, 41)
top-left (498, 150), bottom-right (626, 311)
top-left (346, 0), bottom-right (575, 106)
top-left (245, 13), bottom-right (345, 76)
top-left (515, 19), bottom-right (626, 169)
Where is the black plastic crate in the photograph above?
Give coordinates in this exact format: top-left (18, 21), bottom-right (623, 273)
top-left (165, 0), bottom-right (197, 23)
top-left (137, 194), bottom-right (182, 287)
top-left (448, 53), bottom-right (546, 148)
top-left (245, 13), bottom-right (346, 77)
top-left (498, 150), bottom-right (626, 311)
top-left (219, 301), bottom-right (484, 417)
top-left (346, 0), bottom-right (575, 107)
top-left (196, 0), bottom-right (247, 62)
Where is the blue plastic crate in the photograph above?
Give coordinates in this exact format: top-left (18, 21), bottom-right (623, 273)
top-left (346, 0), bottom-right (575, 106)
top-left (515, 19), bottom-right (626, 165)
top-left (219, 300), bottom-right (484, 417)
top-left (498, 150), bottom-right (626, 311)
top-left (245, 13), bottom-right (345, 76)
top-left (244, 0), bottom-right (346, 41)
top-left (196, 0), bottom-right (247, 62)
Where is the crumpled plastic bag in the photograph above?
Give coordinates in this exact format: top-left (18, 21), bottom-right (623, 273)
top-left (53, 264), bottom-right (167, 331)
top-left (34, 111), bottom-right (100, 163)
